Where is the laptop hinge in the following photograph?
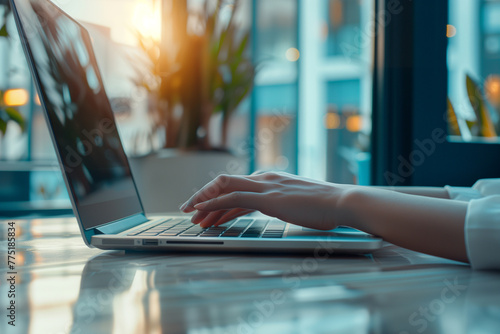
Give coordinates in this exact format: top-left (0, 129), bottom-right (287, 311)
top-left (94, 213), bottom-right (148, 235)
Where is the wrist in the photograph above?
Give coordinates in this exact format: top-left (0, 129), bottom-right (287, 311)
top-left (336, 187), bottom-right (369, 231)
top-left (337, 186), bottom-right (386, 236)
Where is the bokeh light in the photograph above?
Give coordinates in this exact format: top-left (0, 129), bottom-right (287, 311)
top-left (4, 88), bottom-right (29, 107)
top-left (133, 1), bottom-right (162, 42)
top-left (285, 47), bottom-right (300, 62)
top-left (446, 24), bottom-right (457, 38)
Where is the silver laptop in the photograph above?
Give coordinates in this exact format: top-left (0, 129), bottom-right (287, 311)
top-left (11, 0), bottom-right (382, 253)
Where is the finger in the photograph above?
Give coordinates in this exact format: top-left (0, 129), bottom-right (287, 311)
top-left (194, 192), bottom-right (263, 212)
top-left (190, 210), bottom-right (211, 224)
top-left (199, 210), bottom-right (231, 228)
top-left (180, 175), bottom-right (263, 212)
top-left (213, 209), bottom-right (254, 227)
top-left (181, 175), bottom-right (254, 212)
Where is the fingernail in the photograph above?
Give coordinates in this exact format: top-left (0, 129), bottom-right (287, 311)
top-left (179, 202), bottom-right (188, 211)
top-left (200, 221), bottom-right (211, 228)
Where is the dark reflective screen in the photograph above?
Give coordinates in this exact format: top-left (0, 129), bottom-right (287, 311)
top-left (12, 0), bottom-right (143, 229)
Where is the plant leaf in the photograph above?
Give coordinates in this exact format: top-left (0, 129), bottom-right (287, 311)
top-left (5, 107), bottom-right (26, 132)
top-left (465, 119), bottom-right (479, 136)
top-left (0, 23), bottom-right (7, 38)
top-left (236, 32), bottom-right (250, 60)
top-left (0, 118), bottom-right (7, 135)
top-left (466, 74), bottom-right (497, 137)
top-left (447, 97), bottom-right (461, 136)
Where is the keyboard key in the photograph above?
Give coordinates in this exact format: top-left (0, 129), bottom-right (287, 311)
top-left (158, 232), bottom-right (181, 236)
top-left (266, 221), bottom-right (286, 228)
top-left (240, 233), bottom-right (260, 238)
top-left (261, 233), bottom-right (283, 238)
top-left (220, 232), bottom-right (241, 237)
top-left (208, 227), bottom-right (227, 231)
top-left (239, 219), bottom-right (268, 237)
top-left (138, 232), bottom-right (160, 236)
top-left (127, 218), bottom-right (175, 236)
top-left (127, 218), bottom-right (187, 236)
top-left (234, 218), bottom-right (253, 226)
top-left (219, 219), bottom-right (260, 237)
top-left (179, 226), bottom-right (207, 236)
top-left (152, 227), bottom-right (169, 231)
top-left (261, 221), bottom-right (286, 238)
top-left (199, 227), bottom-right (226, 237)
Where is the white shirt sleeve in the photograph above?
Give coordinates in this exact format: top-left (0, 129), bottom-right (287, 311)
top-left (466, 195), bottom-right (500, 270)
top-left (446, 178), bottom-right (500, 201)
top-left (446, 179), bottom-right (500, 270)
top-left (444, 185), bottom-right (482, 201)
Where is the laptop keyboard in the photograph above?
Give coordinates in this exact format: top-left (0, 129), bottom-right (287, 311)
top-left (127, 218), bottom-right (286, 238)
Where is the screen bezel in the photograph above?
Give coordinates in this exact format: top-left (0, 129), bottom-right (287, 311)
top-left (9, 0), bottom-right (147, 234)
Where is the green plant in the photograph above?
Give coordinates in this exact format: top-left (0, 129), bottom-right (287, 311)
top-left (0, 90), bottom-right (26, 136)
top-left (133, 0), bottom-right (255, 151)
top-left (446, 97), bottom-right (461, 136)
top-left (0, 0), bottom-right (10, 38)
top-left (485, 75), bottom-right (500, 134)
top-left (465, 74), bottom-right (497, 137)
top-left (0, 3), bottom-right (26, 137)
top-left (447, 74), bottom-right (499, 138)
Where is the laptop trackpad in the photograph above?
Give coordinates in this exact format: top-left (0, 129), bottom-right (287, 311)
top-left (286, 225), bottom-right (371, 238)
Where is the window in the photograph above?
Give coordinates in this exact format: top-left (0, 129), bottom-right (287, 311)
top-left (372, 0), bottom-right (500, 187)
top-left (251, 0), bottom-right (298, 173)
top-left (0, 0), bottom-right (147, 214)
top-left (252, 0), bottom-right (373, 182)
top-left (325, 0), bottom-right (362, 57)
top-left (447, 0), bottom-right (500, 142)
top-left (0, 0), bottom-right (376, 216)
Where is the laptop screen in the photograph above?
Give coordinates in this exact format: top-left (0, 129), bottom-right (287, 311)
top-left (12, 0), bottom-right (144, 229)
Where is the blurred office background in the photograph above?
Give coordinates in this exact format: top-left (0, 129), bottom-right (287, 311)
top-left (0, 0), bottom-right (499, 216)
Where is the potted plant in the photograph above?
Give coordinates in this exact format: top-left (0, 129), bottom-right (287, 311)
top-left (0, 0), bottom-right (10, 38)
top-left (0, 1), bottom-right (26, 157)
top-left (128, 0), bottom-right (254, 213)
top-left (0, 90), bottom-right (26, 139)
top-left (447, 74), bottom-right (500, 141)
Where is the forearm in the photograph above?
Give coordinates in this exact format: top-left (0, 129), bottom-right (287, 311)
top-left (341, 188), bottom-right (468, 263)
top-left (374, 186), bottom-right (450, 199)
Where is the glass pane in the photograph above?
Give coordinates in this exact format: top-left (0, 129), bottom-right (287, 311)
top-left (0, 3), bottom-right (30, 161)
top-left (298, 0), bottom-right (372, 184)
top-left (253, 0), bottom-right (298, 173)
top-left (1, 0), bottom-right (158, 209)
top-left (325, 0), bottom-right (362, 57)
top-left (447, 0), bottom-right (500, 142)
top-left (1, 0), bottom-right (254, 214)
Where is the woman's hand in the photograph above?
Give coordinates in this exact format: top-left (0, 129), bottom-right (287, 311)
top-left (179, 172), bottom-right (470, 263)
top-left (179, 172), bottom-right (354, 229)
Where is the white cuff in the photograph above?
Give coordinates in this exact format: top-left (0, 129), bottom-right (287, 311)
top-left (465, 196), bottom-right (500, 270)
top-left (445, 186), bottom-right (482, 202)
top-left (472, 178), bottom-right (500, 197)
